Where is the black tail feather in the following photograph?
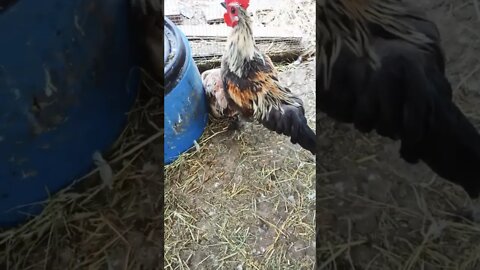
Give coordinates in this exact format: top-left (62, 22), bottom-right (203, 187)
top-left (261, 99), bottom-right (316, 154)
top-left (394, 56), bottom-right (480, 198)
top-left (402, 98), bottom-right (480, 198)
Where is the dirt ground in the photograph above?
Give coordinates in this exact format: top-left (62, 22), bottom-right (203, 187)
top-left (165, 60), bottom-right (316, 269)
top-left (317, 0), bottom-right (480, 269)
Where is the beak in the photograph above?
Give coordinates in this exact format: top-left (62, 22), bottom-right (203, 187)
top-left (220, 2), bottom-right (227, 9)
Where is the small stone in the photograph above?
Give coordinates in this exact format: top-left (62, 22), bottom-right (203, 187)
top-left (287, 195), bottom-right (295, 204)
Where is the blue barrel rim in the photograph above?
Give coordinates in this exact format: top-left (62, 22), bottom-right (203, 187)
top-left (164, 17), bottom-right (187, 95)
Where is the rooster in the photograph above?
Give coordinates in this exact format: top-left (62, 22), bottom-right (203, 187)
top-left (220, 0), bottom-right (316, 154)
top-left (318, 1), bottom-right (480, 205)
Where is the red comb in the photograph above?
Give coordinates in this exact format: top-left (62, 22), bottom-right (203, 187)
top-left (225, 0), bottom-right (249, 9)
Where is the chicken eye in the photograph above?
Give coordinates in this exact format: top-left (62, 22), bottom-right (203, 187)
top-left (230, 7), bottom-right (236, 14)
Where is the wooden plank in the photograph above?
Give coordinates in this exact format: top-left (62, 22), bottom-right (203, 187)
top-left (178, 24), bottom-right (302, 40)
top-left (191, 42), bottom-right (303, 59)
top-left (190, 38), bottom-right (305, 73)
top-left (166, 15), bottom-right (184, 25)
top-left (195, 49), bottom-right (303, 73)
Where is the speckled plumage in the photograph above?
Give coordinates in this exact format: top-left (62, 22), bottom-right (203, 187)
top-left (201, 68), bottom-right (238, 118)
top-left (221, 2), bottom-right (316, 154)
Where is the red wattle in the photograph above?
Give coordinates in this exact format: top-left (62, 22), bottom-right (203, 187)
top-left (224, 13), bottom-right (232, 27)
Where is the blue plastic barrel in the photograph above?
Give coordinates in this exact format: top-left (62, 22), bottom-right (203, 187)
top-left (0, 0), bottom-right (140, 227)
top-left (164, 17), bottom-right (208, 165)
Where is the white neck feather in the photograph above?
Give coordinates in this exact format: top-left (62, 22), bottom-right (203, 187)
top-left (225, 14), bottom-right (257, 78)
